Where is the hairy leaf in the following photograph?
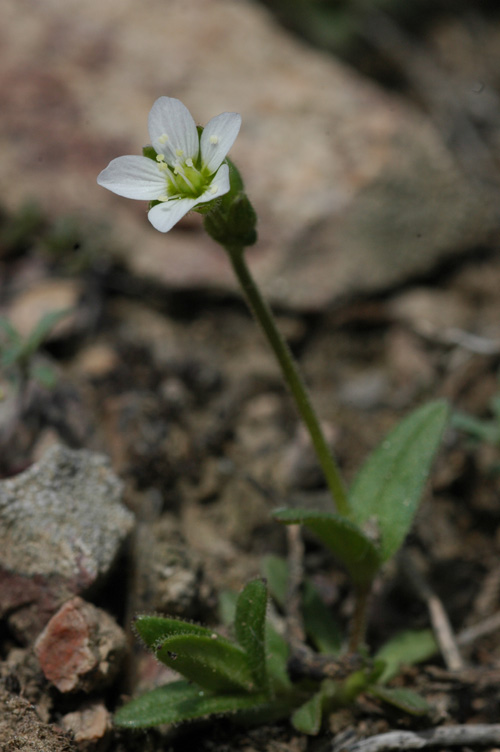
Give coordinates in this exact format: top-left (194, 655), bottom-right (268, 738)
top-left (234, 579), bottom-right (269, 691)
top-left (349, 400), bottom-right (449, 562)
top-left (156, 634), bottom-right (255, 692)
top-left (114, 680), bottom-right (269, 728)
top-left (135, 614), bottom-right (219, 651)
top-left (273, 508), bottom-right (382, 586)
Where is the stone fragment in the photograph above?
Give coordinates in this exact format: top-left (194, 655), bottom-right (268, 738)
top-left (61, 701), bottom-right (112, 750)
top-left (0, 444), bottom-right (134, 641)
top-left (1, 0), bottom-right (498, 310)
top-left (35, 597), bottom-right (127, 693)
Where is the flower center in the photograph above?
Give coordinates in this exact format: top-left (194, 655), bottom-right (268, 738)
top-left (156, 153), bottom-right (211, 200)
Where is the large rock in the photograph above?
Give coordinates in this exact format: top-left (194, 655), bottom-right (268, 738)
top-left (1, 0), bottom-right (498, 309)
top-left (0, 444), bottom-right (134, 642)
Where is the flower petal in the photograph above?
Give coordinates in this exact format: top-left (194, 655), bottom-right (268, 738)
top-left (148, 197), bottom-right (198, 233)
top-left (197, 163), bottom-right (231, 205)
top-left (148, 97), bottom-right (199, 165)
top-left (97, 155), bottom-right (165, 200)
top-left (200, 112), bottom-right (241, 173)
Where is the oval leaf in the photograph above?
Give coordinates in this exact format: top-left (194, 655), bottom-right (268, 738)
top-left (234, 579), bottom-right (269, 691)
top-left (156, 634), bottom-right (255, 693)
top-left (273, 508), bottom-right (382, 586)
top-left (368, 685), bottom-right (431, 716)
top-left (349, 400), bottom-right (449, 562)
top-left (375, 629), bottom-right (437, 684)
top-left (114, 680), bottom-right (269, 728)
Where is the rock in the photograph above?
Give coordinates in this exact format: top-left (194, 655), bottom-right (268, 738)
top-left (35, 597), bottom-right (127, 693)
top-left (61, 701), bottom-right (111, 750)
top-left (0, 684), bottom-right (76, 752)
top-left (5, 279), bottom-right (83, 340)
top-left (133, 516), bottom-right (206, 619)
top-left (1, 0), bottom-right (498, 310)
top-left (0, 444), bottom-right (134, 641)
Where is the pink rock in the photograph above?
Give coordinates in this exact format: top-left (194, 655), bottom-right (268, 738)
top-left (35, 597), bottom-right (127, 693)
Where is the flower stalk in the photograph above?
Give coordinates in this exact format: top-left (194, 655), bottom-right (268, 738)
top-left (225, 244), bottom-right (349, 517)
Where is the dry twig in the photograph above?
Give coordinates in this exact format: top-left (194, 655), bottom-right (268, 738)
top-left (332, 724), bottom-right (500, 752)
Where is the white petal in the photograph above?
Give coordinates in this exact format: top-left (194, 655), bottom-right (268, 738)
top-left (197, 163), bottom-right (231, 205)
top-left (148, 197), bottom-right (198, 233)
top-left (97, 155), bottom-right (165, 200)
top-left (200, 113), bottom-right (241, 173)
top-left (148, 97), bottom-right (199, 164)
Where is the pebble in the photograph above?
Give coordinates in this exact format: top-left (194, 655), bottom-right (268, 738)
top-left (0, 444), bottom-right (134, 641)
top-left (35, 596), bottom-right (127, 693)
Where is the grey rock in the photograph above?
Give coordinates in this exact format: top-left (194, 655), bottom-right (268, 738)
top-left (0, 444), bottom-right (134, 641)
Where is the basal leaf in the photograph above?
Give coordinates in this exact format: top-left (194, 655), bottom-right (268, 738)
top-left (156, 634), bottom-right (255, 693)
top-left (234, 579), bottom-right (268, 691)
top-left (349, 400), bottom-right (449, 562)
top-left (368, 685), bottom-right (430, 716)
top-left (135, 614), bottom-right (218, 651)
top-left (273, 508), bottom-right (382, 586)
top-left (114, 679), bottom-right (269, 728)
top-left (375, 629), bottom-right (437, 684)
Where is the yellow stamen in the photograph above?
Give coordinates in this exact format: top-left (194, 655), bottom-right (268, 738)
top-left (209, 135), bottom-right (219, 145)
top-left (156, 154), bottom-right (165, 162)
top-left (158, 134), bottom-right (169, 144)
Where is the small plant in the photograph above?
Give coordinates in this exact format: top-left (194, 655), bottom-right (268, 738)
top-left (452, 391), bottom-right (500, 448)
top-left (98, 97), bottom-right (449, 733)
top-left (0, 309), bottom-right (70, 391)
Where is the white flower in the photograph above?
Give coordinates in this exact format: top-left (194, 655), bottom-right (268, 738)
top-left (97, 97), bottom-right (241, 233)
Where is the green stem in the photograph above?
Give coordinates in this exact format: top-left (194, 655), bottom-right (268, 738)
top-left (226, 246), bottom-right (349, 517)
top-left (348, 584), bottom-right (370, 653)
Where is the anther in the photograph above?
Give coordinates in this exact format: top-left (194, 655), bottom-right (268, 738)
top-left (209, 135), bottom-right (219, 145)
top-left (156, 154), bottom-right (166, 162)
top-left (185, 158), bottom-right (194, 168)
top-left (175, 148), bottom-right (184, 157)
top-left (158, 134), bottom-right (169, 144)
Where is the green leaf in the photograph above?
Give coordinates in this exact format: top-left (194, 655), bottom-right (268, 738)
top-left (265, 622), bottom-right (292, 693)
top-left (375, 629), bottom-right (437, 684)
top-left (156, 634), bottom-right (255, 693)
top-left (368, 685), bottom-right (431, 716)
top-left (114, 680), bottom-right (269, 728)
top-left (134, 614), bottom-right (218, 651)
top-left (234, 579), bottom-right (269, 691)
top-left (302, 580), bottom-right (342, 655)
top-left (349, 400), bottom-right (449, 562)
top-left (23, 309), bottom-right (71, 356)
top-left (273, 508), bottom-right (382, 586)
top-left (291, 691), bottom-right (323, 735)
top-left (261, 554), bottom-right (288, 609)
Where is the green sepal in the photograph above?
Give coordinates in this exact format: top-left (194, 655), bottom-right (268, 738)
top-left (273, 509), bottom-right (382, 587)
top-left (368, 685), bottom-right (431, 716)
top-left (203, 159), bottom-right (257, 248)
top-left (155, 634), bottom-right (255, 693)
top-left (375, 629), bottom-right (437, 684)
top-left (142, 145), bottom-right (158, 161)
top-left (114, 679), bottom-right (269, 728)
top-left (234, 579), bottom-right (269, 691)
top-left (349, 400), bottom-right (449, 563)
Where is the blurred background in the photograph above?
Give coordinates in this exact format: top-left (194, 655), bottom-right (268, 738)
top-left (1, 0), bottom-right (500, 308)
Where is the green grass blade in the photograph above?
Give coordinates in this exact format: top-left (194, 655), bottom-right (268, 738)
top-left (368, 685), bottom-right (431, 716)
top-left (349, 400), bottom-right (449, 562)
top-left (273, 508), bottom-right (381, 586)
top-left (156, 634), bottom-right (255, 693)
top-left (114, 680), bottom-right (269, 728)
top-left (234, 579), bottom-right (269, 691)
